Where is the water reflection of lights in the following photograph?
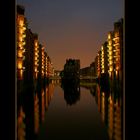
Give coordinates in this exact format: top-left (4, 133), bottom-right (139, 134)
top-left (97, 85), bottom-right (101, 112)
top-left (114, 99), bottom-right (121, 140)
top-left (96, 82), bottom-right (123, 140)
top-left (17, 106), bottom-right (26, 140)
top-left (101, 92), bottom-right (105, 122)
top-left (108, 94), bottom-right (114, 140)
top-left (34, 94), bottom-right (39, 134)
top-left (42, 90), bottom-right (45, 122)
top-left (45, 87), bottom-right (49, 109)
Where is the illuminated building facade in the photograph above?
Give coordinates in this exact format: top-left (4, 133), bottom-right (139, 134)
top-left (38, 44), bottom-right (43, 79)
top-left (24, 28), bottom-right (34, 82)
top-left (97, 51), bottom-right (101, 77)
top-left (41, 46), bottom-right (45, 77)
top-left (17, 5), bottom-right (54, 83)
top-left (47, 56), bottom-right (51, 78)
top-left (113, 19), bottom-right (123, 81)
top-left (24, 29), bottom-right (40, 83)
top-left (107, 31), bottom-right (114, 78)
top-left (44, 52), bottom-right (48, 78)
top-left (34, 34), bottom-right (39, 79)
top-left (17, 5), bottom-right (26, 80)
top-left (101, 41), bottom-right (109, 74)
top-left (17, 4), bottom-right (55, 140)
top-left (94, 56), bottom-right (98, 77)
top-left (94, 18), bottom-right (123, 82)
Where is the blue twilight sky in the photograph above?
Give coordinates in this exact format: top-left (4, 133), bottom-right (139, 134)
top-left (17, 0), bottom-right (124, 70)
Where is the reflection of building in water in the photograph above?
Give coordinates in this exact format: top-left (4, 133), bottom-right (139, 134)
top-left (96, 84), bottom-right (122, 140)
top-left (51, 79), bottom-right (61, 86)
top-left (45, 87), bottom-right (49, 109)
top-left (96, 84), bottom-right (101, 112)
top-left (17, 106), bottom-right (26, 140)
top-left (108, 94), bottom-right (114, 140)
top-left (101, 92), bottom-right (105, 122)
top-left (37, 88), bottom-right (44, 124)
top-left (49, 84), bottom-right (55, 101)
top-left (45, 83), bottom-right (55, 108)
top-left (62, 83), bottom-right (80, 106)
top-left (34, 94), bottom-right (39, 134)
top-left (41, 90), bottom-right (45, 122)
top-left (114, 98), bottom-right (122, 140)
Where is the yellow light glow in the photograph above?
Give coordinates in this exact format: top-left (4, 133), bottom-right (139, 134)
top-left (35, 57), bottom-right (37, 61)
top-left (35, 52), bottom-right (38, 56)
top-left (116, 66), bottom-right (119, 70)
top-left (19, 28), bottom-right (23, 34)
top-left (22, 34), bottom-right (26, 38)
top-left (109, 61), bottom-right (113, 65)
top-left (35, 61), bottom-right (38, 65)
top-left (109, 67), bottom-right (113, 72)
top-left (23, 42), bottom-right (26, 46)
top-left (116, 70), bottom-right (118, 76)
top-left (108, 34), bottom-right (111, 39)
top-left (23, 26), bottom-right (26, 31)
top-left (35, 47), bottom-right (38, 51)
top-left (19, 69), bottom-right (23, 79)
top-left (18, 50), bottom-right (22, 57)
top-left (35, 67), bottom-right (37, 72)
top-left (108, 41), bottom-right (112, 45)
top-left (18, 61), bottom-right (22, 69)
top-left (19, 36), bottom-right (23, 42)
top-left (109, 71), bottom-right (112, 77)
top-left (101, 46), bottom-right (104, 50)
top-left (113, 43), bottom-right (120, 46)
top-left (109, 52), bottom-right (112, 55)
top-left (19, 20), bottom-right (24, 27)
top-left (35, 41), bottom-right (38, 47)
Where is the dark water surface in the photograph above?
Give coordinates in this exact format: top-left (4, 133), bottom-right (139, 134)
top-left (17, 80), bottom-right (123, 140)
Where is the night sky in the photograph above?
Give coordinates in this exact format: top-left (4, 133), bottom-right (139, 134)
top-left (17, 0), bottom-right (123, 70)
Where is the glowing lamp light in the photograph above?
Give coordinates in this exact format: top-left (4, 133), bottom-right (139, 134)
top-left (35, 67), bottom-right (37, 72)
top-left (23, 41), bottom-right (26, 46)
top-left (18, 50), bottom-right (22, 57)
top-left (35, 41), bottom-right (38, 47)
top-left (23, 26), bottom-right (26, 31)
top-left (22, 34), bottom-right (26, 38)
top-left (19, 20), bottom-right (24, 27)
top-left (18, 61), bottom-right (22, 69)
top-left (19, 70), bottom-right (23, 79)
top-left (19, 36), bottom-right (23, 42)
top-left (19, 29), bottom-right (23, 34)
top-left (109, 67), bottom-right (113, 72)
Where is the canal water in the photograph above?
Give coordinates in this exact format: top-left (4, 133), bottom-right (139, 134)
top-left (17, 80), bottom-right (123, 140)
